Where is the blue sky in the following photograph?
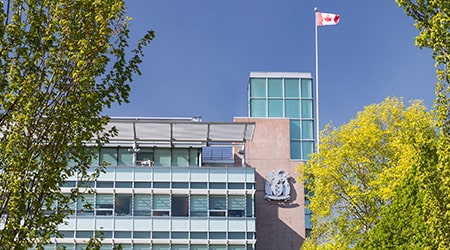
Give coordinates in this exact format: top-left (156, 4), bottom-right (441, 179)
top-left (107, 1), bottom-right (437, 129)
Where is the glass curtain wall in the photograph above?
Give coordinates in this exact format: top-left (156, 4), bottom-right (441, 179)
top-left (249, 77), bottom-right (315, 160)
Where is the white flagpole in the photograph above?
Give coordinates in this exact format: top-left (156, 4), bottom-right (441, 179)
top-left (314, 7), bottom-right (320, 153)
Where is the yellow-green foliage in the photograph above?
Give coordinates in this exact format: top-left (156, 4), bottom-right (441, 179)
top-left (301, 97), bottom-right (436, 249)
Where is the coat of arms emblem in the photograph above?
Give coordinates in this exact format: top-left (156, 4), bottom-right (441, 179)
top-left (264, 170), bottom-right (291, 202)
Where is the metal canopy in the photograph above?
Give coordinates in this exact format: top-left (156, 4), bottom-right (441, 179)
top-left (104, 118), bottom-right (255, 147)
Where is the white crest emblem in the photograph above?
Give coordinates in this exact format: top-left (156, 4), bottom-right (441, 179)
top-left (264, 170), bottom-right (291, 202)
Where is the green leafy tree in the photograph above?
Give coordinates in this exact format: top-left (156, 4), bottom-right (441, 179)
top-left (358, 1), bottom-right (450, 248)
top-left (301, 97), bottom-right (436, 249)
top-left (0, 0), bottom-right (154, 248)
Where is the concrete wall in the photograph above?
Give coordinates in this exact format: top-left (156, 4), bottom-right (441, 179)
top-left (234, 117), bottom-right (305, 250)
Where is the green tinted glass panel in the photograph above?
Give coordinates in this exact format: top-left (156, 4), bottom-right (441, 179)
top-left (190, 195), bottom-right (207, 216)
top-left (302, 100), bottom-right (313, 118)
top-left (301, 78), bottom-right (313, 98)
top-left (154, 148), bottom-right (171, 166)
top-left (268, 78), bottom-right (282, 97)
top-left (137, 148), bottom-right (153, 161)
top-left (246, 195), bottom-right (254, 217)
top-left (228, 196), bottom-right (246, 209)
top-left (209, 196), bottom-right (226, 210)
top-left (189, 149), bottom-right (200, 166)
top-left (290, 120), bottom-right (300, 140)
top-left (268, 99), bottom-right (283, 117)
top-left (172, 148), bottom-right (189, 166)
top-left (134, 195), bottom-right (151, 216)
top-left (285, 78), bottom-right (300, 97)
top-left (290, 141), bottom-right (301, 159)
top-left (302, 141), bottom-right (314, 160)
top-left (250, 99), bottom-right (266, 117)
top-left (302, 120), bottom-right (314, 139)
top-left (250, 78), bottom-right (266, 97)
top-left (153, 195), bottom-right (170, 210)
top-left (100, 148), bottom-right (117, 166)
top-left (77, 194), bottom-right (94, 215)
top-left (285, 100), bottom-right (300, 118)
top-left (118, 148), bottom-right (133, 166)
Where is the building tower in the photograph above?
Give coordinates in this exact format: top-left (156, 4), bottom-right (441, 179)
top-left (235, 72), bottom-right (315, 249)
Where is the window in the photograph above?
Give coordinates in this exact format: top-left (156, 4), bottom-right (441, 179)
top-left (172, 232), bottom-right (188, 239)
top-left (77, 194), bottom-right (94, 216)
top-left (190, 232), bottom-right (207, 239)
top-left (190, 195), bottom-right (207, 217)
top-left (250, 78), bottom-right (266, 97)
top-left (285, 78), bottom-right (300, 98)
top-left (228, 196), bottom-right (245, 217)
top-left (172, 182), bottom-right (189, 189)
top-left (152, 195), bottom-right (170, 216)
top-left (246, 195), bottom-right (254, 217)
top-left (171, 196), bottom-right (188, 217)
top-left (96, 194), bottom-right (113, 216)
top-left (268, 99), bottom-right (283, 117)
top-left (133, 231), bottom-right (151, 238)
top-left (302, 100), bottom-right (313, 118)
top-left (114, 231), bottom-right (132, 238)
top-left (302, 120), bottom-right (314, 139)
top-left (172, 148), bottom-right (189, 166)
top-left (137, 148), bottom-right (154, 165)
top-left (154, 148), bottom-right (171, 166)
top-left (209, 196), bottom-right (226, 217)
top-left (100, 148), bottom-right (117, 166)
top-left (115, 194), bottom-right (131, 216)
top-left (209, 232), bottom-right (226, 239)
top-left (301, 78), bottom-right (313, 98)
top-left (118, 148), bottom-right (133, 166)
top-left (134, 195), bottom-right (151, 216)
top-left (268, 78), bottom-right (283, 97)
top-left (209, 182), bottom-right (226, 189)
top-left (250, 99), bottom-right (266, 117)
top-left (116, 181), bottom-right (132, 188)
top-left (285, 99), bottom-right (300, 118)
top-left (152, 232), bottom-right (169, 239)
top-left (96, 181), bottom-right (113, 188)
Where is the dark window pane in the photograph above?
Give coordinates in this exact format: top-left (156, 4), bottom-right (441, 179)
top-left (228, 232), bottom-right (245, 239)
top-left (116, 182), bottom-right (132, 188)
top-left (134, 182), bottom-right (151, 188)
top-left (115, 194), bottom-right (131, 216)
top-left (172, 232), bottom-right (188, 239)
top-left (133, 231), bottom-right (151, 239)
top-left (209, 183), bottom-right (226, 189)
top-left (172, 182), bottom-right (188, 189)
top-left (190, 182), bottom-right (207, 189)
top-left (172, 196), bottom-right (188, 217)
top-left (190, 232), bottom-right (207, 239)
top-left (152, 232), bottom-right (169, 239)
top-left (114, 231), bottom-right (131, 238)
top-left (153, 182), bottom-right (170, 188)
top-left (209, 232), bottom-right (226, 239)
top-left (76, 231), bottom-right (93, 238)
top-left (228, 183), bottom-right (244, 189)
top-left (96, 181), bottom-right (113, 188)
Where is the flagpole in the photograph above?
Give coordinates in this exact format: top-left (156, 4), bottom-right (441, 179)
top-left (314, 7), bottom-right (320, 153)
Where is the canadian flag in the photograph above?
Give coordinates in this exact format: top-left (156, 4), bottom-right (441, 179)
top-left (316, 12), bottom-right (340, 26)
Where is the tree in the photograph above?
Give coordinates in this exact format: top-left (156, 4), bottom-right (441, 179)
top-left (357, 1), bottom-right (450, 248)
top-left (301, 97), bottom-right (436, 249)
top-left (0, 0), bottom-right (154, 248)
